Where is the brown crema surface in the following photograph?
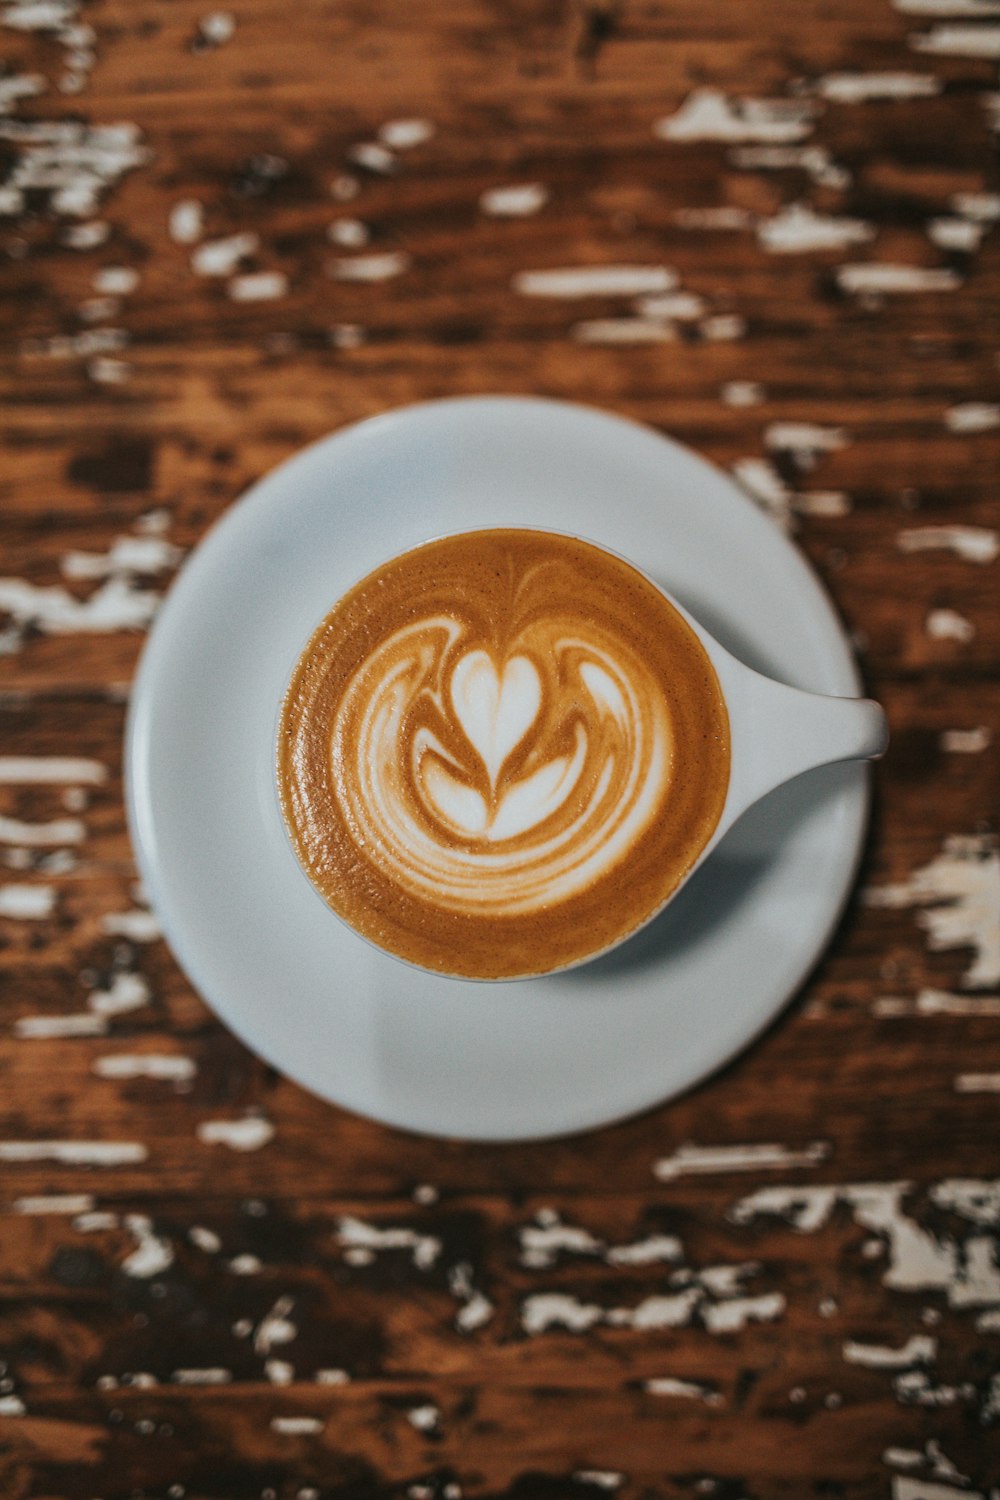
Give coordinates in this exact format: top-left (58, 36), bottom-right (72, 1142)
top-left (277, 530), bottom-right (730, 979)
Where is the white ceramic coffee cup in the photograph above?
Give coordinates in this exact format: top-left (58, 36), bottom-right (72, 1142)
top-left (277, 526), bottom-right (888, 978)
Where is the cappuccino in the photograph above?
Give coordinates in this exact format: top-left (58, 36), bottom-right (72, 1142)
top-left (277, 530), bottom-right (730, 979)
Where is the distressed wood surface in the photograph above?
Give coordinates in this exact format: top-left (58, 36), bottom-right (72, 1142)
top-left (1, 1), bottom-right (999, 1497)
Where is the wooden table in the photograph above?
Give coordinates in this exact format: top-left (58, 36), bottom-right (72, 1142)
top-left (2, 2), bottom-right (998, 1495)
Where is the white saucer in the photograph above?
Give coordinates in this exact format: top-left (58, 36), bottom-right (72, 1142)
top-left (127, 397), bottom-right (868, 1141)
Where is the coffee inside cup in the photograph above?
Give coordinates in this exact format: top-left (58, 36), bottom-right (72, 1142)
top-left (277, 529), bottom-right (730, 979)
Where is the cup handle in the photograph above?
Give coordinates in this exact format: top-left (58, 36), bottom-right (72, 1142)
top-left (716, 660), bottom-right (889, 831)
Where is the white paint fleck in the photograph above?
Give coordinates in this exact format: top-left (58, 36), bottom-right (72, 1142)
top-left (700, 313), bottom-right (746, 340)
top-left (101, 909), bottom-right (161, 942)
top-left (74, 1210), bottom-right (118, 1231)
top-left (266, 1359), bottom-right (294, 1386)
top-left (378, 118), bottom-right (433, 150)
top-left (894, 1369), bottom-right (974, 1407)
top-left (927, 608), bottom-right (975, 642)
top-left (911, 23), bottom-right (1000, 57)
top-left (271, 1416), bottom-right (323, 1434)
top-left (654, 88), bottom-right (814, 144)
top-left (327, 218), bottom-right (369, 248)
top-left (228, 1254), bottom-right (263, 1275)
top-left (945, 402), bottom-right (1000, 432)
top-left (894, 0), bottom-right (1000, 12)
top-left (412, 1183), bottom-right (438, 1205)
top-left (330, 251), bottom-right (410, 281)
top-left (521, 1217), bottom-right (603, 1268)
top-left (171, 1368), bottom-right (232, 1385)
top-left (721, 380), bottom-right (765, 407)
top-left (480, 182), bottom-right (549, 217)
top-left (636, 291), bottom-right (706, 320)
top-left (702, 1293), bottom-right (787, 1333)
top-left (254, 1296), bottom-right (297, 1356)
top-left (94, 1054), bottom-right (196, 1083)
top-left (122, 1214), bottom-right (174, 1278)
top-left (407, 1404), bottom-right (439, 1432)
top-left (62, 220), bottom-right (109, 248)
top-left (191, 232), bottom-right (258, 277)
top-left (816, 71), bottom-right (942, 102)
top-left (188, 1226), bottom-right (221, 1252)
top-left (766, 422), bottom-right (848, 468)
top-left (89, 973), bottom-right (151, 1018)
top-left (92, 265), bottom-right (138, 295)
top-left (0, 73), bottom-right (44, 115)
top-left (78, 296), bottom-right (120, 324)
top-left (955, 1073), bottom-right (1000, 1092)
top-left (607, 1233), bottom-right (685, 1266)
top-left (932, 1179), bottom-right (1000, 1226)
top-left (0, 119), bottom-right (148, 219)
top-left (865, 834), bottom-right (1000, 987)
top-left (337, 1215), bottom-right (441, 1270)
top-left (513, 265), bottom-right (677, 298)
top-left (16, 1012), bottom-right (107, 1038)
top-left (198, 11), bottom-right (235, 45)
top-left (0, 883), bottom-right (55, 918)
top-left (794, 491), bottom-right (852, 516)
top-left (977, 1308), bottom-right (1000, 1331)
top-left (169, 199), bottom-right (203, 245)
top-left (673, 205), bottom-right (753, 230)
top-left (874, 985), bottom-right (1000, 1015)
top-left (197, 1116), bottom-right (275, 1152)
top-left (0, 576), bottom-right (161, 636)
top-left (644, 1376), bottom-right (723, 1405)
top-left (655, 1142), bottom-right (829, 1181)
top-left (448, 1262), bottom-right (495, 1331)
top-left (757, 203), bottom-right (874, 254)
top-left (347, 141), bottom-right (396, 175)
top-left (315, 1368), bottom-right (350, 1384)
top-left (892, 1482), bottom-right (984, 1500)
top-left (521, 1293), bottom-right (604, 1334)
top-left (0, 1396), bottom-right (26, 1415)
top-left (14, 1193), bottom-right (95, 1214)
top-left (842, 1334), bottom-right (937, 1368)
top-left (573, 1474), bottom-right (622, 1491)
top-left (571, 317), bottom-right (677, 344)
top-left (227, 270), bottom-right (288, 301)
top-left (836, 263), bottom-right (962, 295)
top-left (898, 524), bottom-right (999, 563)
top-left (951, 191), bottom-right (1000, 221)
top-left (728, 144), bottom-right (849, 188)
top-left (87, 355), bottom-right (130, 385)
top-left (0, 813), bottom-right (85, 846)
top-left (928, 216), bottom-right (983, 251)
top-left (0, 1139), bottom-right (146, 1165)
top-left (63, 536), bottom-right (182, 580)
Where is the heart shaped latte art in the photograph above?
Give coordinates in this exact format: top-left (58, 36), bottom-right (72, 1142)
top-left (327, 609), bottom-right (675, 916)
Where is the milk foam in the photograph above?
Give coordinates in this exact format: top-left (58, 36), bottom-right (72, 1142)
top-left (331, 612), bottom-right (673, 916)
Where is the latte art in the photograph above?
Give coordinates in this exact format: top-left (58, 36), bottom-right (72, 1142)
top-left (278, 530), bottom-right (730, 979)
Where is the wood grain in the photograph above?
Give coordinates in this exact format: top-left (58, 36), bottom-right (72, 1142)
top-left (1, 0), bottom-right (998, 1496)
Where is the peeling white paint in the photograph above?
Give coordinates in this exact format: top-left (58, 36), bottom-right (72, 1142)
top-left (721, 381), bottom-right (765, 407)
top-left (0, 883), bottom-right (55, 918)
top-left (655, 1141), bottom-right (831, 1180)
top-left (636, 291), bottom-right (706, 320)
top-left (337, 1215), bottom-right (441, 1269)
top-left (842, 1334), bottom-right (937, 1368)
top-left (448, 1262), bottom-right (494, 1331)
top-left (950, 191), bottom-right (1000, 221)
top-left (74, 1210), bottom-right (118, 1231)
top-left (101, 909), bottom-right (161, 942)
top-left (87, 355), bottom-right (130, 384)
top-left (926, 608), bottom-right (975, 642)
top-left (892, 1481), bottom-right (984, 1500)
top-left (0, 120), bottom-right (148, 218)
top-left (702, 1292), bottom-right (787, 1333)
top-left (14, 1193), bottom-right (95, 1214)
top-left (0, 73), bottom-right (44, 114)
top-left (266, 1359), bottom-right (294, 1385)
top-left (228, 1253), bottom-right (263, 1275)
top-left (572, 1474), bottom-right (622, 1491)
top-left (0, 1396), bottom-right (26, 1415)
top-left (228, 270), bottom-right (288, 301)
top-left (88, 972), bottom-right (151, 1018)
top-left (728, 144), bottom-right (849, 188)
top-left (0, 1138), bottom-right (146, 1164)
top-left (836, 263), bottom-right (962, 294)
top-left (0, 576), bottom-right (161, 636)
top-left (122, 1214), bottom-right (174, 1278)
top-left (654, 88), bottom-right (814, 144)
top-left (0, 755), bottom-right (105, 785)
top-left (347, 141), bottom-right (396, 174)
top-left (945, 402), bottom-right (1000, 432)
top-left (169, 199), bottom-right (203, 244)
top-left (62, 536), bottom-right (182, 580)
top-left (378, 118), bottom-right (433, 150)
top-left (765, 422), bottom-right (847, 468)
top-left (62, 219), bottom-right (109, 248)
top-left (16, 1012), bottom-right (107, 1037)
top-left (315, 1367), bottom-right (350, 1384)
top-left (874, 985), bottom-right (1000, 1015)
top-left (757, 203), bottom-right (874, 253)
top-left (644, 1376), bottom-right (723, 1404)
top-left (793, 491), bottom-right (852, 516)
top-left (188, 1226), bottom-right (221, 1253)
top-left (331, 251), bottom-right (410, 281)
top-left (608, 1233), bottom-right (685, 1266)
top-left (898, 524), bottom-right (999, 563)
top-left (815, 71), bottom-right (942, 102)
top-left (513, 265), bottom-right (677, 298)
top-left (407, 1403), bottom-right (440, 1432)
top-left (894, 1369), bottom-right (974, 1407)
top-left (932, 1179), bottom-right (1000, 1227)
top-left (92, 265), bottom-right (138, 295)
top-left (171, 1368), bottom-right (232, 1385)
top-left (955, 1073), bottom-right (1000, 1092)
top-left (480, 182), bottom-right (548, 217)
top-left (197, 1116), bottom-right (275, 1151)
top-left (198, 12), bottom-right (235, 46)
top-left (191, 232), bottom-right (259, 277)
top-left (865, 835), bottom-right (1000, 987)
top-left (255, 1296), bottom-right (297, 1356)
top-left (911, 24), bottom-right (1000, 57)
top-left (94, 1054), bottom-right (196, 1082)
top-left (699, 313), bottom-right (747, 340)
top-left (928, 216), bottom-right (983, 251)
top-left (0, 814), bottom-right (85, 845)
top-left (521, 1216), bottom-right (603, 1268)
top-left (571, 317), bottom-right (677, 344)
top-left (327, 218), bottom-right (369, 248)
top-left (271, 1416), bottom-right (323, 1434)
